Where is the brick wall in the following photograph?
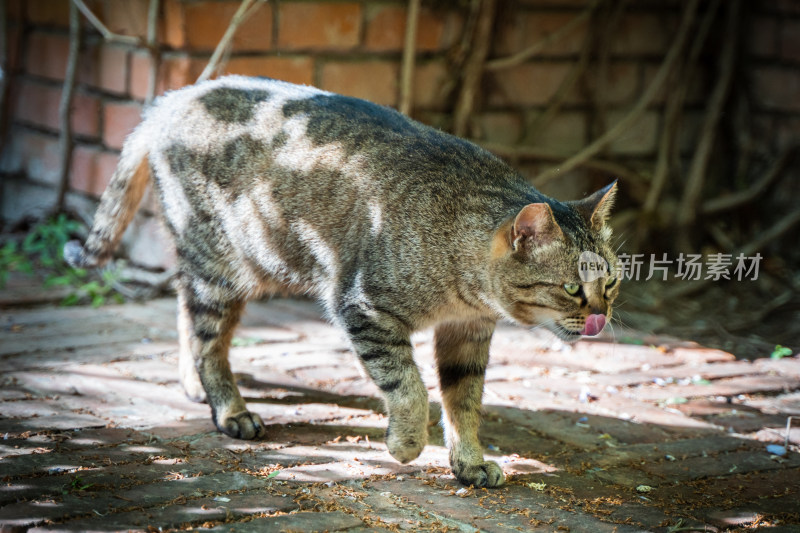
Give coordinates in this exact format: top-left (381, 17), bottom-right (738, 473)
top-left (1, 0), bottom-right (799, 270)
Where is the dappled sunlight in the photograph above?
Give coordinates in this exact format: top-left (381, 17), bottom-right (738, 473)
top-left (1, 295), bottom-right (798, 531)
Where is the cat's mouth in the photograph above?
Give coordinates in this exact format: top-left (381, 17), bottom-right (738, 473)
top-left (552, 324), bottom-right (583, 343)
top-left (552, 314), bottom-right (607, 342)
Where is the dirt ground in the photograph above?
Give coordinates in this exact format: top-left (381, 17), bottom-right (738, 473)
top-left (1, 273), bottom-right (799, 532)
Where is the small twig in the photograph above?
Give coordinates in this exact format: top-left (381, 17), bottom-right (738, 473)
top-left (708, 222), bottom-right (737, 252)
top-left (644, 0), bottom-right (721, 216)
top-left (786, 417), bottom-right (794, 449)
top-left (738, 208), bottom-right (800, 257)
top-left (399, 0), bottom-right (420, 115)
top-left (145, 0), bottom-right (161, 105)
top-left (197, 0), bottom-right (265, 83)
top-left (534, 0), bottom-right (699, 186)
top-left (665, 208), bottom-right (800, 299)
top-left (675, 0), bottom-right (741, 250)
top-left (55, 1), bottom-right (81, 213)
top-left (726, 290), bottom-right (792, 331)
top-left (702, 146), bottom-right (796, 215)
top-left (526, 17), bottom-right (593, 144)
top-left (71, 0), bottom-right (142, 47)
top-left (478, 141), bottom-right (649, 186)
top-left (587, 1), bottom-right (626, 143)
top-left (484, 0), bottom-right (598, 71)
top-left (111, 264), bottom-right (176, 299)
top-left (452, 0), bottom-right (497, 137)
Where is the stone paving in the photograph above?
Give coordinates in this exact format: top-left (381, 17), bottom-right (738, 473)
top-left (1, 276), bottom-right (799, 532)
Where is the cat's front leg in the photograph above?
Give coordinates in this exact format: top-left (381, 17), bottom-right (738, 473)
top-left (339, 304), bottom-right (428, 463)
top-left (434, 318), bottom-right (504, 488)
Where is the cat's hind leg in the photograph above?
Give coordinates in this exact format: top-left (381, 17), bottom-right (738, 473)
top-left (435, 318), bottom-right (504, 488)
top-left (177, 279), bottom-right (265, 440)
top-left (338, 304), bottom-right (428, 463)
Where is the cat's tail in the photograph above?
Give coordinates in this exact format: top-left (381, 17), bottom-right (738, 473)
top-left (64, 121), bottom-right (151, 269)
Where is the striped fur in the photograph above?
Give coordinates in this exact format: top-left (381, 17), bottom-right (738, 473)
top-left (65, 77), bottom-right (619, 488)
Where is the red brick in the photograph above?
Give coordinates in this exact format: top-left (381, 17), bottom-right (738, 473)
top-left (103, 102), bottom-right (143, 150)
top-left (25, 32), bottom-right (71, 80)
top-left (102, 0), bottom-right (150, 39)
top-left (780, 19), bottom-right (800, 61)
top-left (7, 26), bottom-right (22, 71)
top-left (96, 45), bottom-right (130, 95)
top-left (495, 11), bottom-right (587, 58)
top-left (773, 0), bottom-right (800, 15)
top-left (364, 5), bottom-right (444, 52)
top-left (130, 53), bottom-right (203, 100)
top-left (1, 130), bottom-right (62, 186)
top-left (775, 117), bottom-right (800, 151)
top-left (568, 62), bottom-right (640, 106)
top-left (164, 0), bottom-right (185, 48)
top-left (749, 17), bottom-right (779, 57)
top-left (7, 0), bottom-right (22, 21)
top-left (25, 33), bottom-right (124, 92)
top-left (14, 81), bottom-right (101, 138)
top-left (70, 145), bottom-right (119, 197)
top-left (752, 66), bottom-right (800, 112)
top-left (476, 112), bottom-right (522, 144)
top-left (412, 60), bottom-right (449, 111)
top-left (612, 12), bottom-right (674, 56)
top-left (320, 61), bottom-right (398, 107)
top-left (28, 2), bottom-right (103, 26)
top-left (527, 110), bottom-right (586, 153)
top-left (488, 62), bottom-right (571, 107)
top-left (224, 56), bottom-right (314, 86)
top-left (278, 3), bottom-right (361, 50)
top-left (167, 0), bottom-right (273, 51)
top-left (643, 63), bottom-right (704, 106)
top-left (607, 110), bottom-right (659, 155)
top-left (25, 0), bottom-right (70, 26)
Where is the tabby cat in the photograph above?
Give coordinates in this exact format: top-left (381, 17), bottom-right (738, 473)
top-left (65, 76), bottom-right (619, 488)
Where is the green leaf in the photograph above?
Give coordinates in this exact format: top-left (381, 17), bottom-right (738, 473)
top-left (62, 293), bottom-right (81, 306)
top-left (664, 397), bottom-right (688, 406)
top-left (45, 275), bottom-right (73, 287)
top-left (771, 345), bottom-right (792, 359)
top-left (81, 281), bottom-right (102, 293)
top-left (265, 470), bottom-right (280, 479)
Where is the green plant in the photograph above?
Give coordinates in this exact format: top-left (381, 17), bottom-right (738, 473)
top-left (771, 345), bottom-right (793, 360)
top-left (46, 267), bottom-right (124, 307)
top-left (0, 215), bottom-right (124, 307)
top-left (21, 213), bottom-right (82, 268)
top-left (0, 241), bottom-right (33, 286)
top-left (62, 475), bottom-right (95, 494)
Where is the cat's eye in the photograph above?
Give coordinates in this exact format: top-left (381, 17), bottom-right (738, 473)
top-left (564, 283), bottom-right (581, 296)
top-left (605, 277), bottom-right (618, 288)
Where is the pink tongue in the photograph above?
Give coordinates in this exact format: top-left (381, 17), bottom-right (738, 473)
top-left (580, 314), bottom-right (606, 336)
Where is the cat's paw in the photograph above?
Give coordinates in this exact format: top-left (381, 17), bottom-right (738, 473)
top-left (385, 423), bottom-right (427, 464)
top-left (216, 410), bottom-right (266, 440)
top-left (453, 460), bottom-right (505, 488)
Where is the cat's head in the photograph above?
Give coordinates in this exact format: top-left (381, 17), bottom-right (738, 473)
top-left (489, 182), bottom-right (619, 342)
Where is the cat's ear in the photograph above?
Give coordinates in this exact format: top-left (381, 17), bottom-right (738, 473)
top-left (511, 203), bottom-right (564, 251)
top-left (574, 181), bottom-right (617, 229)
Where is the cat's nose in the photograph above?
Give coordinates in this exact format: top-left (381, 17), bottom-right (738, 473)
top-left (580, 314), bottom-right (606, 336)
